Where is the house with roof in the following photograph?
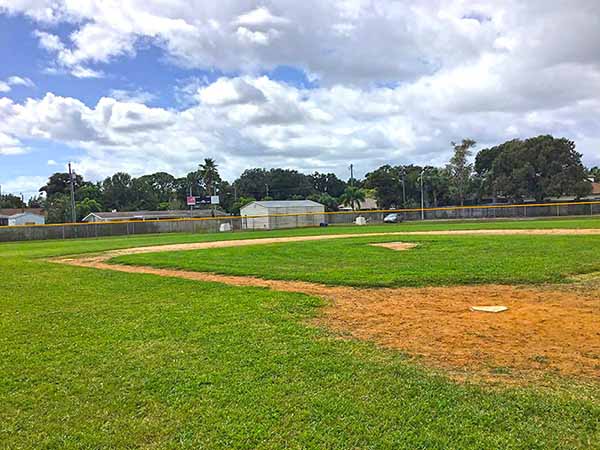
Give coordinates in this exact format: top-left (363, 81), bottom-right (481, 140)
top-left (0, 209), bottom-right (46, 226)
top-left (82, 209), bottom-right (226, 223)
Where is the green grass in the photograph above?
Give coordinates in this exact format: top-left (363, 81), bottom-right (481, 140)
top-left (2, 216), bottom-right (600, 260)
top-left (113, 234), bottom-right (600, 287)
top-left (1, 218), bottom-right (600, 448)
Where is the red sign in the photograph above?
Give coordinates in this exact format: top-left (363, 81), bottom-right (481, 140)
top-left (186, 196), bottom-right (196, 206)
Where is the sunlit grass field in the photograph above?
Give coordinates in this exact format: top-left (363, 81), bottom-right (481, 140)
top-left (1, 217), bottom-right (599, 448)
top-left (113, 234), bottom-right (600, 287)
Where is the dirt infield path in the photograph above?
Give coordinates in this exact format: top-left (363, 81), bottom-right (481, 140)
top-left (54, 228), bottom-right (600, 381)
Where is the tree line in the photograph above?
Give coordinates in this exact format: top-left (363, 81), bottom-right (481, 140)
top-left (3, 135), bottom-right (597, 223)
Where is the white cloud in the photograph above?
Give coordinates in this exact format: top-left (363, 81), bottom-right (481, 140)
top-left (198, 77), bottom-right (266, 106)
top-left (47, 159), bottom-right (58, 166)
top-left (70, 66), bottom-right (104, 79)
top-left (234, 7), bottom-right (290, 28)
top-left (109, 89), bottom-right (156, 104)
top-left (0, 175), bottom-right (47, 198)
top-left (0, 132), bottom-right (27, 155)
top-left (0, 75), bottom-right (35, 93)
top-left (1, 1), bottom-right (600, 178)
top-left (0, 0), bottom-right (505, 84)
top-left (1, 69), bottom-right (599, 183)
top-left (7, 76), bottom-right (34, 87)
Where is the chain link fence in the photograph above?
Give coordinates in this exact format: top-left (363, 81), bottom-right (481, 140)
top-left (1, 201), bottom-right (599, 242)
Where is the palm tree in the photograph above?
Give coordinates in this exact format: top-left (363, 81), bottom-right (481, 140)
top-left (198, 158), bottom-right (221, 196)
top-left (340, 186), bottom-right (366, 211)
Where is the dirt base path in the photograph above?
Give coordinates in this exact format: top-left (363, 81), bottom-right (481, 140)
top-left (54, 228), bottom-right (600, 382)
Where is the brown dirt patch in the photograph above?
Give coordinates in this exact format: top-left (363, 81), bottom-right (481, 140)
top-left (318, 285), bottom-right (600, 382)
top-left (370, 242), bottom-right (418, 251)
top-left (52, 228), bottom-right (600, 382)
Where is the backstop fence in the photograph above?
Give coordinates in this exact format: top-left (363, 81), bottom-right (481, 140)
top-left (1, 200), bottom-right (599, 242)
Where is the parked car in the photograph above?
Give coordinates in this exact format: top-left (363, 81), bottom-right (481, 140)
top-left (383, 213), bottom-right (403, 223)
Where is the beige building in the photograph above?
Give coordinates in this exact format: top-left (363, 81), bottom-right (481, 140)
top-left (241, 200), bottom-right (325, 230)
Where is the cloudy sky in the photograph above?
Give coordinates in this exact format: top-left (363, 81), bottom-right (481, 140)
top-left (1, 0), bottom-right (599, 198)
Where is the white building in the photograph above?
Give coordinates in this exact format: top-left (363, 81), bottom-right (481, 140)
top-left (241, 200), bottom-right (325, 230)
top-left (82, 209), bottom-right (225, 223)
top-left (0, 209), bottom-right (46, 226)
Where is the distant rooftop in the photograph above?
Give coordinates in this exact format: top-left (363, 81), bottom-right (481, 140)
top-left (250, 200), bottom-right (323, 208)
top-left (0, 208), bottom-right (45, 218)
top-left (83, 209), bottom-right (226, 222)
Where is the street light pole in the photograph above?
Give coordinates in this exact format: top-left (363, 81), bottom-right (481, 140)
top-left (68, 162), bottom-right (76, 223)
top-left (400, 168), bottom-right (406, 207)
top-left (420, 168), bottom-right (425, 220)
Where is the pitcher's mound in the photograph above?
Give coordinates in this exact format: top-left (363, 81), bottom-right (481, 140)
top-left (370, 242), bottom-right (418, 251)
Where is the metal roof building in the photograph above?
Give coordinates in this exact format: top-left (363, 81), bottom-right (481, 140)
top-left (82, 209), bottom-right (226, 223)
top-left (240, 200), bottom-right (325, 230)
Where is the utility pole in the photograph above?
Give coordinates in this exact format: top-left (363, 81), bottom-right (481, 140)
top-left (420, 168), bottom-right (425, 220)
top-left (400, 167), bottom-right (406, 207)
top-left (211, 184), bottom-right (216, 217)
top-left (349, 164), bottom-right (354, 186)
top-left (265, 183), bottom-right (270, 198)
top-left (68, 162), bottom-right (76, 223)
top-left (189, 185), bottom-right (193, 218)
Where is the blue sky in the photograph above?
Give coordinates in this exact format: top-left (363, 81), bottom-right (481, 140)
top-left (1, 1), bottom-right (599, 198)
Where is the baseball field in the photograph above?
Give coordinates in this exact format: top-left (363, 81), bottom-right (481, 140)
top-left (1, 217), bottom-right (599, 449)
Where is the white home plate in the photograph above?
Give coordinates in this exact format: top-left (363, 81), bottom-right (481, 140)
top-left (469, 306), bottom-right (509, 313)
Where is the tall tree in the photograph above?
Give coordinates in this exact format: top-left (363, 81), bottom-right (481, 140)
top-left (364, 165), bottom-right (402, 209)
top-left (0, 193), bottom-right (26, 209)
top-left (40, 172), bottom-right (83, 198)
top-left (198, 158), bottom-right (221, 196)
top-left (474, 144), bottom-right (506, 202)
top-left (309, 172), bottom-right (347, 197)
top-left (45, 194), bottom-right (71, 223)
top-left (308, 193), bottom-right (339, 212)
top-left (447, 139), bottom-right (476, 206)
top-left (102, 172), bottom-right (134, 210)
top-left (77, 182), bottom-right (103, 204)
top-left (76, 198), bottom-right (102, 221)
top-left (267, 169), bottom-right (314, 200)
top-left (492, 135), bottom-right (590, 201)
top-left (426, 167), bottom-right (451, 207)
top-left (27, 195), bottom-right (45, 209)
top-left (339, 186), bottom-right (366, 211)
top-left (235, 168), bottom-right (270, 200)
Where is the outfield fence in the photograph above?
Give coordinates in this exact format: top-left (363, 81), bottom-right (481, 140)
top-left (1, 200), bottom-right (600, 242)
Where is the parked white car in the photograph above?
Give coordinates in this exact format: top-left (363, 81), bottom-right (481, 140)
top-left (383, 213), bottom-right (402, 223)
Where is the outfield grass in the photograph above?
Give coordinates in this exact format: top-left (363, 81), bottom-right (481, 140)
top-left (2, 216), bottom-right (600, 260)
top-left (113, 234), bottom-right (600, 287)
top-left (1, 218), bottom-right (600, 448)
